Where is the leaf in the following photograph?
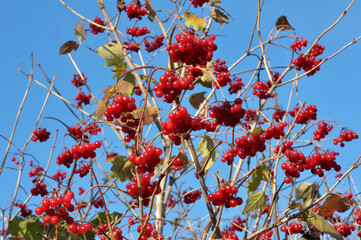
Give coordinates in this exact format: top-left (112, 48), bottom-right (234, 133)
top-left (306, 209), bottom-right (343, 240)
top-left (117, 0), bottom-right (126, 12)
top-left (189, 92), bottom-right (206, 109)
top-left (145, 0), bottom-right (156, 22)
top-left (243, 191), bottom-right (267, 214)
top-left (247, 164), bottom-right (270, 192)
top-left (199, 62), bottom-right (214, 88)
top-left (113, 62), bottom-right (127, 79)
top-left (115, 80), bottom-right (134, 96)
top-left (317, 193), bottom-right (351, 218)
top-left (295, 181), bottom-right (320, 206)
top-left (9, 216), bottom-right (43, 240)
top-left (59, 40), bottom-right (79, 55)
top-left (95, 101), bottom-right (107, 121)
top-left (91, 212), bottom-right (123, 226)
top-left (8, 216), bottom-right (22, 237)
top-left (171, 218), bottom-right (182, 227)
top-left (252, 127), bottom-right (264, 135)
top-left (275, 16), bottom-right (295, 31)
top-left (140, 74), bottom-right (157, 84)
top-left (209, 9), bottom-right (229, 28)
top-left (182, 12), bottom-right (206, 31)
top-left (197, 135), bottom-right (219, 172)
top-left (132, 106), bottom-right (158, 125)
top-left (123, 72), bottom-right (136, 85)
top-left (96, 42), bottom-right (124, 67)
top-left (110, 156), bottom-right (135, 182)
top-left (74, 22), bottom-right (87, 41)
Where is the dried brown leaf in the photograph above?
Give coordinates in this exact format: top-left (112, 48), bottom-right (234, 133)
top-left (59, 41), bottom-right (79, 55)
top-left (317, 193), bottom-right (351, 217)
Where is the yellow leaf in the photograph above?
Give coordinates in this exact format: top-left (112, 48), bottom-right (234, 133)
top-left (182, 12), bottom-right (206, 31)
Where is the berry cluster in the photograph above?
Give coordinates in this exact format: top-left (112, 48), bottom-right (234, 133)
top-left (256, 229), bottom-right (273, 240)
top-left (272, 109), bottom-right (286, 122)
top-left (78, 187), bottom-right (85, 195)
top-left (161, 107), bottom-right (214, 145)
top-left (183, 190), bottom-right (202, 204)
top-left (74, 164), bottom-right (91, 177)
top-left (262, 122), bottom-right (288, 140)
top-left (280, 223), bottom-right (303, 235)
top-left (84, 123), bottom-right (101, 135)
top-left (134, 84), bottom-right (142, 95)
top-left (289, 104), bottom-right (317, 124)
top-left (28, 165), bottom-right (44, 178)
top-left (126, 174), bottom-right (161, 207)
top-left (274, 141), bottom-right (293, 154)
top-left (292, 42), bottom-right (325, 76)
top-left (52, 170), bottom-right (66, 184)
top-left (125, 3), bottom-right (148, 20)
top-left (167, 30), bottom-right (217, 66)
top-left (11, 157), bottom-right (19, 165)
top-left (154, 70), bottom-right (194, 103)
top-left (129, 146), bottom-right (163, 174)
top-left (235, 134), bottom-right (266, 159)
top-left (71, 141), bottom-right (102, 160)
top-left (75, 92), bottom-right (91, 107)
top-left (56, 149), bottom-right (74, 168)
top-left (97, 224), bottom-right (124, 240)
top-left (222, 230), bottom-right (238, 240)
top-left (228, 78), bottom-right (244, 94)
top-left (290, 39), bottom-right (308, 51)
top-left (172, 158), bottom-right (183, 171)
top-left (104, 95), bottom-right (137, 121)
top-left (313, 122), bottom-right (333, 141)
top-left (230, 216), bottom-right (245, 232)
top-left (31, 182), bottom-right (48, 197)
top-left (124, 42), bottom-right (141, 52)
top-left (71, 73), bottom-right (87, 87)
top-left (119, 115), bottom-right (140, 142)
top-left (68, 124), bottom-right (87, 140)
top-left (32, 128), bottom-right (50, 142)
top-left (137, 222), bottom-right (155, 240)
top-left (333, 129), bottom-right (358, 147)
top-left (15, 203), bottom-right (32, 218)
top-left (209, 99), bottom-right (246, 127)
top-left (89, 16), bottom-right (105, 35)
top-left (221, 147), bottom-right (238, 165)
top-left (144, 35), bottom-right (164, 52)
top-left (213, 59), bottom-right (231, 88)
top-left (167, 195), bottom-right (176, 207)
top-left (252, 81), bottom-right (274, 99)
top-left (126, 27), bottom-right (150, 37)
top-left (207, 184), bottom-right (243, 208)
top-left (190, 0), bottom-right (209, 8)
top-left (333, 224), bottom-right (355, 237)
top-left (93, 198), bottom-right (104, 209)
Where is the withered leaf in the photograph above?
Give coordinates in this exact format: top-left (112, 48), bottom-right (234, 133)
top-left (117, 0), bottom-right (126, 12)
top-left (275, 16), bottom-right (295, 31)
top-left (132, 106), bottom-right (158, 125)
top-left (317, 193), bottom-right (351, 217)
top-left (59, 41), bottom-right (79, 55)
top-left (189, 92), bottom-right (206, 109)
top-left (145, 0), bottom-right (156, 22)
top-left (74, 22), bottom-right (87, 41)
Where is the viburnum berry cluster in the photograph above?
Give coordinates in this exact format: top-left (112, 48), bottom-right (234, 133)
top-left (124, 42), bottom-right (141, 52)
top-left (52, 170), bottom-right (66, 184)
top-left (221, 147), bottom-right (238, 165)
top-left (280, 222), bottom-right (303, 235)
top-left (207, 184), bottom-right (243, 207)
top-left (14, 203), bottom-right (32, 218)
top-left (71, 73), bottom-right (87, 87)
top-left (333, 223), bottom-right (356, 237)
top-left (222, 229), bottom-right (239, 240)
top-left (190, 0), bottom-right (210, 8)
top-left (272, 109), bottom-right (286, 122)
top-left (228, 77), bottom-right (244, 94)
top-left (84, 123), bottom-right (101, 135)
top-left (68, 124), bottom-right (87, 140)
top-left (292, 40), bottom-right (325, 76)
top-left (229, 216), bottom-right (245, 232)
top-left (171, 158), bottom-right (183, 171)
top-left (74, 163), bottom-right (91, 177)
top-left (29, 166), bottom-right (49, 196)
top-left (89, 16), bottom-right (105, 35)
top-left (167, 30), bottom-right (217, 66)
top-left (125, 3), bottom-right (148, 20)
top-left (161, 107), bottom-right (215, 145)
top-left (333, 129), bottom-right (358, 147)
top-left (56, 148), bottom-right (74, 167)
top-left (32, 128), bottom-right (50, 142)
top-left (154, 70), bottom-right (194, 103)
top-left (213, 59), bottom-right (231, 88)
top-left (126, 26), bottom-right (150, 37)
top-left (183, 190), bottom-right (202, 204)
top-left (129, 146), bottom-right (163, 174)
top-left (144, 35), bottom-right (164, 52)
top-left (313, 122), bottom-right (333, 141)
top-left (119, 114), bottom-right (140, 142)
top-left (209, 98), bottom-right (246, 127)
top-left (262, 122), bottom-right (288, 140)
top-left (97, 224), bottom-right (124, 240)
top-left (75, 92), bottom-right (91, 107)
top-left (256, 229), bottom-right (274, 240)
top-left (71, 140), bottom-right (102, 160)
top-left (235, 134), bottom-right (266, 159)
top-left (126, 174), bottom-right (161, 207)
top-left (252, 81), bottom-right (274, 99)
top-left (289, 104), bottom-right (317, 124)
top-left (104, 95), bottom-right (137, 121)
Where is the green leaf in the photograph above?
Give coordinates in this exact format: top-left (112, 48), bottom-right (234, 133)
top-left (74, 21), bottom-right (87, 41)
top-left (96, 42), bottom-right (124, 67)
top-left (247, 164), bottom-right (270, 192)
top-left (295, 181), bottom-right (320, 206)
top-left (10, 216), bottom-right (43, 240)
top-left (197, 135), bottom-right (219, 172)
top-left (209, 9), bottom-right (229, 28)
top-left (113, 62), bottom-right (127, 79)
top-left (8, 216), bottom-right (22, 237)
top-left (140, 74), bottom-right (157, 84)
top-left (123, 72), bottom-right (136, 85)
top-left (199, 62), bottom-right (214, 88)
top-left (110, 156), bottom-right (135, 182)
top-left (252, 127), bottom-right (264, 135)
top-left (189, 92), bottom-right (206, 109)
top-left (171, 218), bottom-right (182, 227)
top-left (182, 12), bottom-right (207, 31)
top-left (243, 191), bottom-right (267, 214)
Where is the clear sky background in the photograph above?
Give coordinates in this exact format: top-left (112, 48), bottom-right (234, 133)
top-left (1, 0), bottom-right (361, 237)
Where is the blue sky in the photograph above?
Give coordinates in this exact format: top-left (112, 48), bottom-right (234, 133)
top-left (1, 0), bottom-right (361, 237)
